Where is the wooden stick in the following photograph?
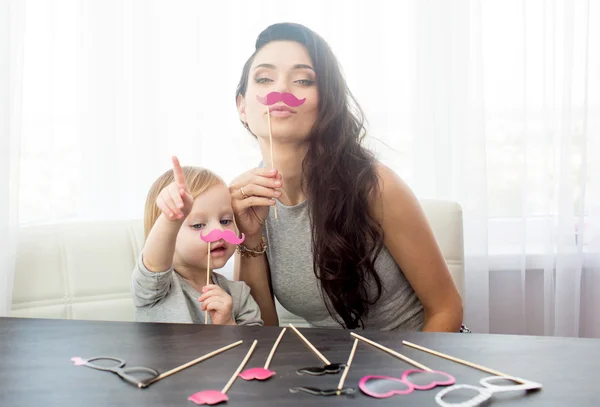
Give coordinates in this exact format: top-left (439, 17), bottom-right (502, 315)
top-left (140, 340), bottom-right (243, 387)
top-left (350, 333), bottom-right (431, 371)
top-left (337, 339), bottom-right (358, 392)
top-left (264, 327), bottom-right (287, 369)
top-left (266, 105), bottom-right (278, 220)
top-left (289, 324), bottom-right (330, 365)
top-left (205, 242), bottom-right (211, 324)
top-left (221, 340), bottom-right (258, 394)
top-left (402, 341), bottom-right (526, 383)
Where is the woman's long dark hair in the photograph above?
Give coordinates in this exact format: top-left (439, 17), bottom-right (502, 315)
top-left (236, 23), bottom-right (384, 329)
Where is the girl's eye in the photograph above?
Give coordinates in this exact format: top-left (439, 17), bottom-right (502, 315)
top-left (220, 220), bottom-right (233, 225)
top-left (192, 224), bottom-right (204, 229)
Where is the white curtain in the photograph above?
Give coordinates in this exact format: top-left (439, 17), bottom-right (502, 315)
top-left (3, 0), bottom-right (599, 336)
top-left (0, 0), bottom-right (23, 316)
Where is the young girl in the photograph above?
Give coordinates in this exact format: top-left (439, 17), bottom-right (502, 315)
top-left (131, 156), bottom-right (263, 326)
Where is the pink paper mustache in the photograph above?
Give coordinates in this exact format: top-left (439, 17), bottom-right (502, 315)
top-left (256, 92), bottom-right (306, 107)
top-left (200, 229), bottom-right (245, 244)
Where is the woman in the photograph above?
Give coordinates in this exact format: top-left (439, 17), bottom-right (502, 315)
top-left (230, 22), bottom-right (463, 331)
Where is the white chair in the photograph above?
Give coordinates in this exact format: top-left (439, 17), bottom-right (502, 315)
top-left (11, 200), bottom-right (464, 325)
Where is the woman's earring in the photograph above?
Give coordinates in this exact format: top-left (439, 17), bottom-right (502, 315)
top-left (242, 121), bottom-right (250, 130)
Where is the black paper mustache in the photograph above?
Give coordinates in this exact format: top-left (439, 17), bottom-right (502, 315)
top-left (296, 363), bottom-right (347, 376)
top-left (290, 386), bottom-right (356, 397)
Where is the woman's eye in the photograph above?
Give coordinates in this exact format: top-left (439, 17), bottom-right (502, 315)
top-left (296, 79), bottom-right (315, 86)
top-left (192, 224), bottom-right (204, 229)
top-left (255, 77), bottom-right (273, 84)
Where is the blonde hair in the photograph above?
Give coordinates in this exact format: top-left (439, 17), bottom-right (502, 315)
top-left (144, 166), bottom-right (225, 238)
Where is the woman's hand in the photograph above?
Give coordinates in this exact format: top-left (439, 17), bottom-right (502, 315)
top-left (229, 168), bottom-right (282, 238)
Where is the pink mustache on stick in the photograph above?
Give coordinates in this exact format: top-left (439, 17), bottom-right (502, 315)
top-left (200, 229), bottom-right (245, 244)
top-left (256, 92), bottom-right (306, 107)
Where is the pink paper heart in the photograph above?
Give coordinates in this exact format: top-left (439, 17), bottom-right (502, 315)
top-left (239, 367), bottom-right (276, 381)
top-left (187, 390), bottom-right (229, 405)
top-left (71, 357), bottom-right (86, 366)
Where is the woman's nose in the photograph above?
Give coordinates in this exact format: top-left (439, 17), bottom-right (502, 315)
top-left (274, 77), bottom-right (290, 93)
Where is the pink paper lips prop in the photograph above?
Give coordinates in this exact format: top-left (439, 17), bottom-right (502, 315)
top-left (239, 367), bottom-right (275, 381)
top-left (187, 390), bottom-right (229, 405)
top-left (238, 328), bottom-right (287, 382)
top-left (187, 340), bottom-right (259, 405)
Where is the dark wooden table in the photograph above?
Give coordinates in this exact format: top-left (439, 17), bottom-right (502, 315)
top-left (0, 317), bottom-right (598, 406)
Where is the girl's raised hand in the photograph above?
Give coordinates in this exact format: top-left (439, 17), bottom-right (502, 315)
top-left (156, 156), bottom-right (195, 221)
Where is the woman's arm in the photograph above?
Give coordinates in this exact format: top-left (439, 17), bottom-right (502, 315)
top-left (233, 235), bottom-right (279, 326)
top-left (229, 167), bottom-right (282, 326)
top-left (372, 163), bottom-right (463, 332)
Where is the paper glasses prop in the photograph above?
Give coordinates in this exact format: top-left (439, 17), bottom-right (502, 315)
top-left (70, 356), bottom-right (158, 387)
top-left (350, 333), bottom-right (455, 399)
top-left (435, 376), bottom-right (543, 407)
top-left (255, 91), bottom-right (306, 220)
top-left (188, 340), bottom-right (258, 405)
top-left (290, 339), bottom-right (359, 397)
top-left (199, 229), bottom-right (246, 324)
top-left (402, 341), bottom-right (542, 407)
top-left (71, 340), bottom-right (242, 388)
top-left (239, 328), bottom-right (287, 381)
top-left (289, 324), bottom-right (346, 376)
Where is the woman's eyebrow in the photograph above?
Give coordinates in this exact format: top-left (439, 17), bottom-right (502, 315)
top-left (254, 63), bottom-right (315, 72)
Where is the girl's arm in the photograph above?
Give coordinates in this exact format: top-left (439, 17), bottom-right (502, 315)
top-left (143, 156), bottom-right (194, 272)
top-left (142, 214), bottom-right (185, 272)
top-left (132, 157), bottom-right (194, 308)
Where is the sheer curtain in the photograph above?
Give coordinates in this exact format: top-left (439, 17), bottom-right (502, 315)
top-left (0, 0), bottom-right (23, 316)
top-left (3, 0), bottom-right (599, 336)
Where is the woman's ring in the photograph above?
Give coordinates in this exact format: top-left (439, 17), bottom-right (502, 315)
top-left (240, 186), bottom-right (249, 199)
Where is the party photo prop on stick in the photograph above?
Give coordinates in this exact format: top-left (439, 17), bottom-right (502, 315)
top-left (188, 340), bottom-right (258, 405)
top-left (70, 356), bottom-right (159, 388)
top-left (199, 229), bottom-right (246, 324)
top-left (71, 340), bottom-right (243, 389)
top-left (435, 376), bottom-right (543, 407)
top-left (256, 92), bottom-right (306, 107)
top-left (350, 333), bottom-right (455, 398)
top-left (256, 91), bottom-right (306, 221)
top-left (402, 341), bottom-right (538, 385)
top-left (239, 327), bottom-right (286, 381)
top-left (401, 341), bottom-right (542, 407)
top-left (289, 324), bottom-right (346, 376)
top-left (290, 338), bottom-right (359, 397)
